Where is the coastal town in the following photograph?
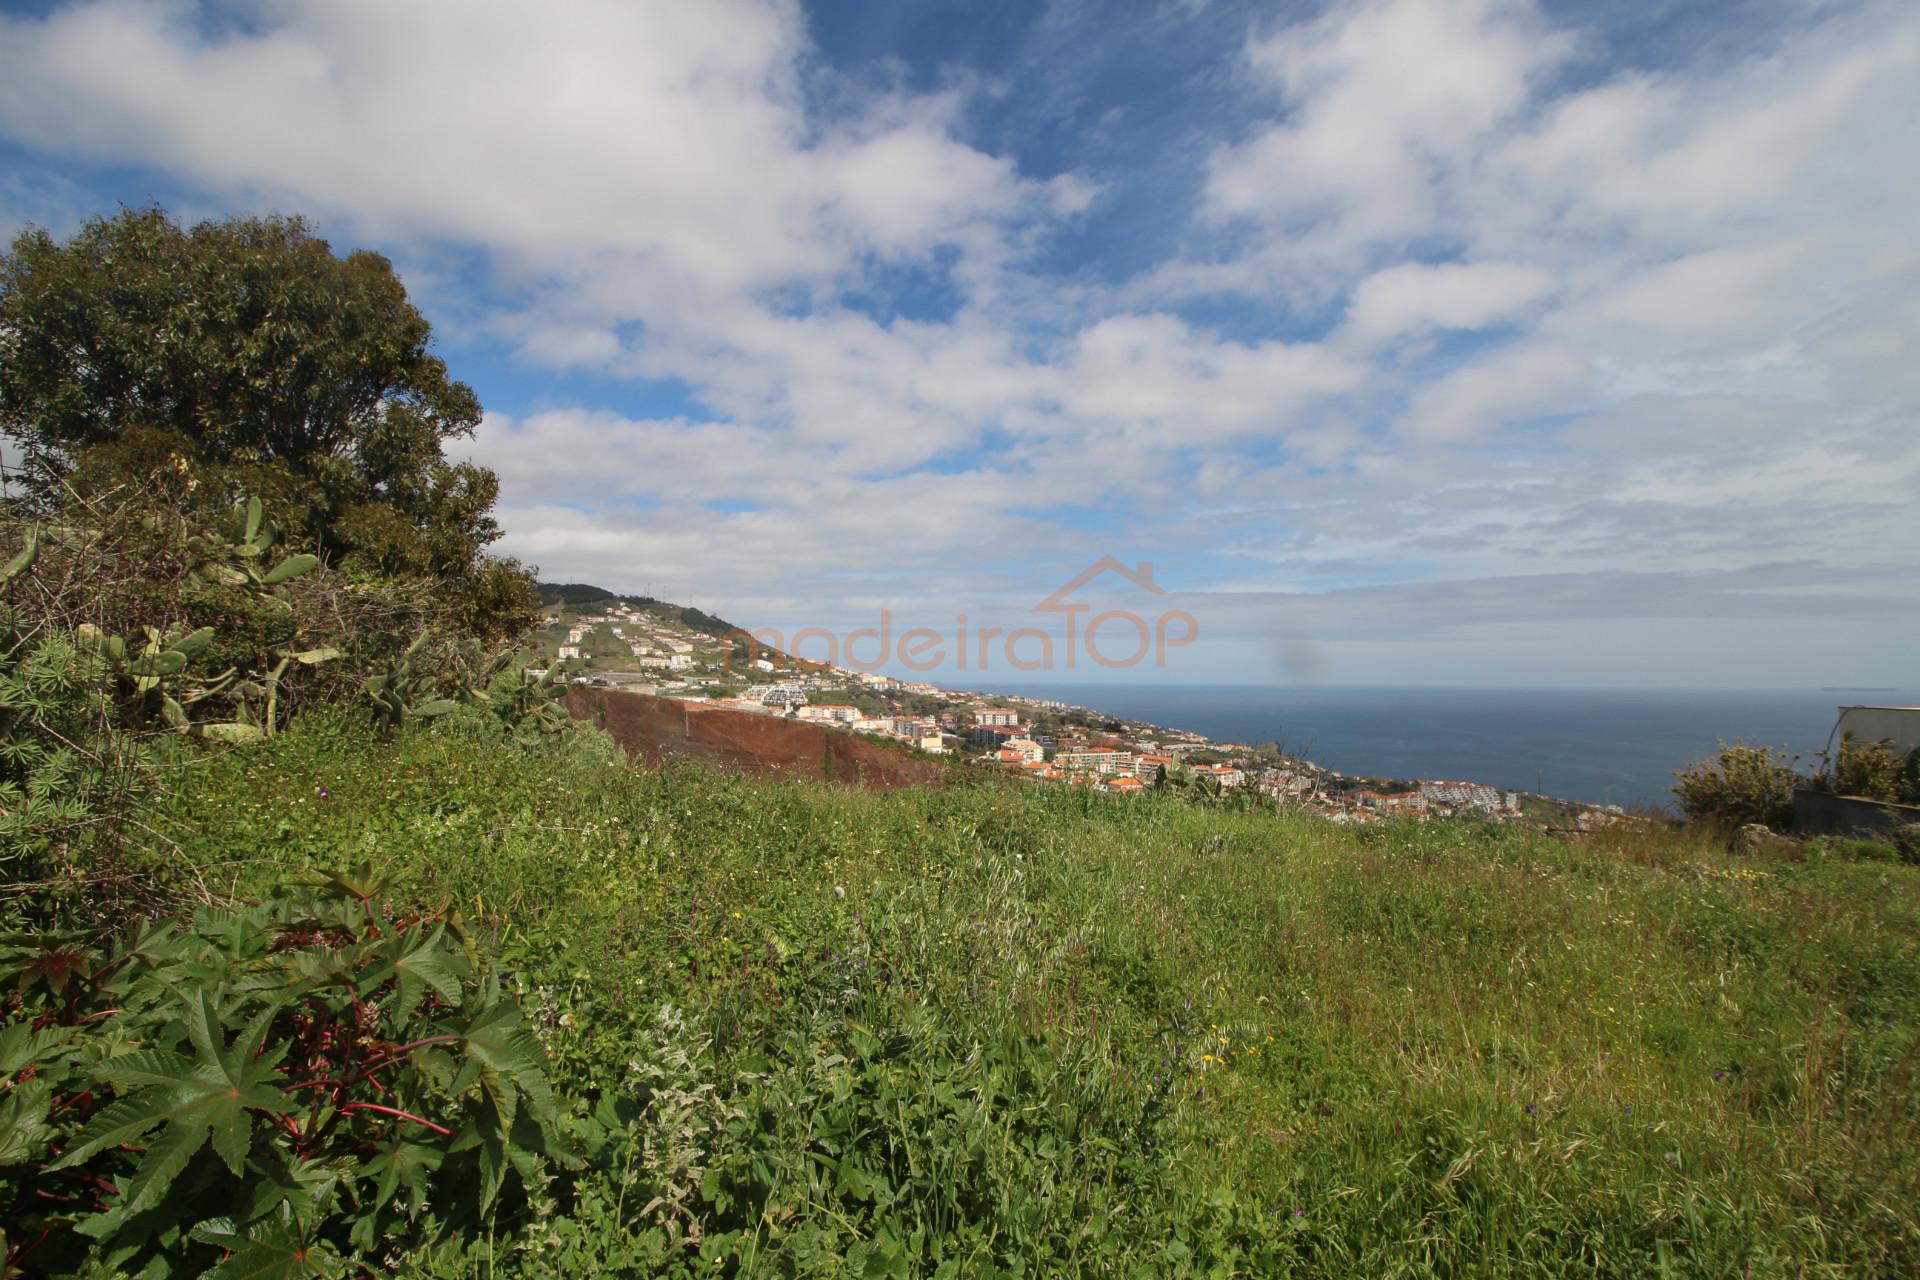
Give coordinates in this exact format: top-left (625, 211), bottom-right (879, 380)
top-left (532, 586), bottom-right (1630, 829)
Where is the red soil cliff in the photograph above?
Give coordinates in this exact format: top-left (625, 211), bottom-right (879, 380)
top-left (564, 686), bottom-right (951, 790)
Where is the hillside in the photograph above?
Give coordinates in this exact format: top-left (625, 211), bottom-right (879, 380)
top-left (147, 709), bottom-right (1920, 1276)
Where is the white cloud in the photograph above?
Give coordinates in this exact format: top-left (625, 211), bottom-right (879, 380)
top-left (1396, 344), bottom-right (1588, 443)
top-left (1343, 260), bottom-right (1555, 342)
top-left (0, 0), bottom-right (1047, 297)
top-left (1056, 313), bottom-right (1361, 442)
top-left (1205, 0), bottom-right (1570, 252)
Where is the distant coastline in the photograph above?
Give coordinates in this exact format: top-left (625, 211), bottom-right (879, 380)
top-left (962, 683), bottom-right (1888, 811)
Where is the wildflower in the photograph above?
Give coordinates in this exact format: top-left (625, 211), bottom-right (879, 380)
top-left (316, 786), bottom-right (330, 799)
top-left (1525, 1103), bottom-right (1536, 1114)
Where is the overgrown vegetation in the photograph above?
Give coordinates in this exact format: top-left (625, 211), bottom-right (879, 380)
top-left (1, 869), bottom-right (565, 1277)
top-left (1818, 733), bottom-right (1920, 806)
top-left (1672, 734), bottom-right (1920, 835)
top-left (122, 714), bottom-right (1920, 1277)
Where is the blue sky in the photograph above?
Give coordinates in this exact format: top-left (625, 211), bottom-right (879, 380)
top-left (2, 0), bottom-right (1916, 687)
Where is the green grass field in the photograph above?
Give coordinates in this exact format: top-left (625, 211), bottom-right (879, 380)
top-left (153, 712), bottom-right (1920, 1277)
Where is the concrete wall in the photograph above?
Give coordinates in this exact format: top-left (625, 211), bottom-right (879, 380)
top-left (564, 686), bottom-right (952, 790)
top-left (1793, 787), bottom-right (1920, 838)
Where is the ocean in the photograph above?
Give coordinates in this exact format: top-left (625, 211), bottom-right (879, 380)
top-left (964, 684), bottom-right (1914, 811)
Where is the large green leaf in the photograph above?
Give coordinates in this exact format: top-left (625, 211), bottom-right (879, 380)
top-left (197, 1218), bottom-right (339, 1280)
top-left (170, 626), bottom-right (218, 659)
top-left (0, 1020), bottom-right (73, 1075)
top-left (0, 1078), bottom-right (53, 1165)
top-left (116, 1103), bottom-right (214, 1216)
top-left (386, 927), bottom-right (466, 1022)
top-left (261, 554), bottom-right (318, 586)
top-left (289, 648), bottom-right (342, 665)
top-left (363, 1137), bottom-right (445, 1216)
top-left (62, 989), bottom-right (294, 1208)
top-left (126, 650), bottom-right (188, 679)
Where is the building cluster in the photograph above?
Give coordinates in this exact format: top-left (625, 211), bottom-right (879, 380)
top-left (551, 605), bottom-right (704, 673)
top-left (539, 595), bottom-right (1614, 828)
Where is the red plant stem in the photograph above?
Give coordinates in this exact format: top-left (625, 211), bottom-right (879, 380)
top-left (337, 1102), bottom-right (452, 1136)
top-left (383, 1034), bottom-right (463, 1055)
top-left (7, 1225), bottom-right (53, 1270)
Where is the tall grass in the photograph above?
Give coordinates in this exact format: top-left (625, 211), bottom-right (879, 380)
top-left (154, 711), bottom-right (1920, 1276)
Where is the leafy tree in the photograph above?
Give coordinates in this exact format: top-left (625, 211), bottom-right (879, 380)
top-left (0, 207), bottom-right (536, 637)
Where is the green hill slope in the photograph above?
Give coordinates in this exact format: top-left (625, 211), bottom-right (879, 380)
top-left (155, 712), bottom-right (1920, 1276)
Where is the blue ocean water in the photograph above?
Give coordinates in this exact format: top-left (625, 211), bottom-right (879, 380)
top-left (968, 684), bottom-right (1913, 811)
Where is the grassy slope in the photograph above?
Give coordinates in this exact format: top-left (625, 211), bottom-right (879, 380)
top-left (156, 714), bottom-right (1920, 1277)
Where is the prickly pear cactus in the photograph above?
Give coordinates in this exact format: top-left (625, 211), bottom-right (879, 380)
top-left (183, 496), bottom-right (319, 590)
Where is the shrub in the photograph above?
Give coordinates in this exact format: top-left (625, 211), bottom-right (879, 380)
top-left (1817, 733), bottom-right (1920, 805)
top-left (0, 868), bottom-right (571, 1278)
top-left (1672, 742), bottom-right (1798, 829)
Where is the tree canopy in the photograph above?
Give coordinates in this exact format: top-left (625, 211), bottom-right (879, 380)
top-left (0, 207), bottom-right (534, 636)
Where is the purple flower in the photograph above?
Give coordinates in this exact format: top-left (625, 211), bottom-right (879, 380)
top-left (1525, 1103), bottom-right (1536, 1114)
top-left (316, 786), bottom-right (330, 799)
top-left (1712, 1070), bottom-right (1727, 1081)
top-left (1293, 1209), bottom-right (1305, 1218)
top-left (1622, 1106), bottom-right (1633, 1115)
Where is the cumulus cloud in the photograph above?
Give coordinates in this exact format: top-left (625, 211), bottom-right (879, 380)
top-left (1342, 260), bottom-right (1555, 344)
top-left (1204, 0), bottom-right (1570, 252)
